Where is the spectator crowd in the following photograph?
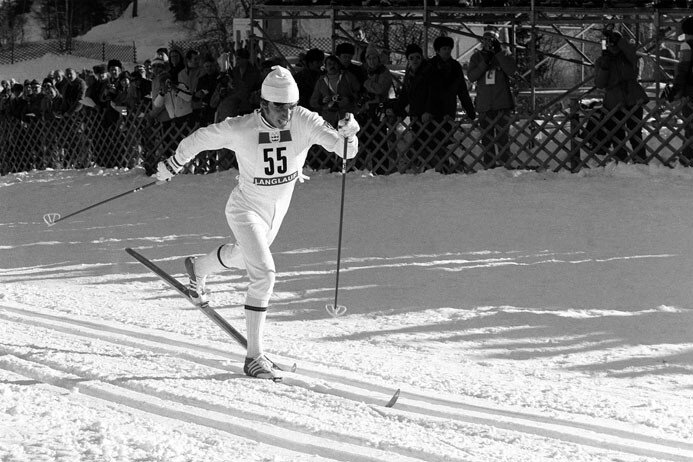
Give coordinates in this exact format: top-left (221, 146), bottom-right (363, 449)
top-left (2, 17), bottom-right (693, 175)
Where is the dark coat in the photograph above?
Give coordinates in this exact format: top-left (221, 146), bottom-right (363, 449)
top-left (395, 59), bottom-right (430, 117)
top-left (595, 37), bottom-right (648, 109)
top-left (422, 55), bottom-right (476, 120)
top-left (61, 77), bottom-right (88, 114)
top-left (672, 41), bottom-right (693, 99)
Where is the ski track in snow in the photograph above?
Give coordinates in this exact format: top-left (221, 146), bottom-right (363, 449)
top-left (1, 301), bottom-right (691, 462)
top-left (4, 167), bottom-right (693, 460)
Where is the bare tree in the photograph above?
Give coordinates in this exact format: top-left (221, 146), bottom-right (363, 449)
top-left (188, 0), bottom-right (244, 51)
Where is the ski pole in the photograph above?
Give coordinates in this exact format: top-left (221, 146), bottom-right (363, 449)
top-left (43, 180), bottom-right (160, 226)
top-left (326, 137), bottom-right (349, 318)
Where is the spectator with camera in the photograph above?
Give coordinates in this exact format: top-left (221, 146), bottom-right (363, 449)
top-left (669, 16), bottom-right (693, 166)
top-left (310, 54), bottom-right (361, 130)
top-left (358, 45), bottom-right (394, 174)
top-left (310, 54), bottom-right (361, 170)
top-left (360, 45), bottom-right (393, 119)
top-left (153, 72), bottom-right (193, 124)
top-left (595, 26), bottom-right (649, 164)
top-left (421, 35), bottom-right (476, 173)
top-left (468, 28), bottom-right (517, 169)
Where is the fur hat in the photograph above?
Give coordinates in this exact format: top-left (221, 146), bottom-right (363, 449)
top-left (107, 59), bottom-right (122, 70)
top-left (405, 43), bottom-right (423, 57)
top-left (433, 35), bottom-right (454, 52)
top-left (261, 66), bottom-right (299, 103)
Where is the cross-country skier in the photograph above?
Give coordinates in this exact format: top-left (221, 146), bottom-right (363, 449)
top-left (155, 66), bottom-right (360, 380)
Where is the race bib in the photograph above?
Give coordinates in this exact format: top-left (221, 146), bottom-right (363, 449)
top-left (485, 70), bottom-right (496, 85)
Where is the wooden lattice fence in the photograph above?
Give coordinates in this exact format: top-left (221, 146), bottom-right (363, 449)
top-left (2, 99), bottom-right (693, 177)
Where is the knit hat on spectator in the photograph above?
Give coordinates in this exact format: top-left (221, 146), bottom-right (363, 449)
top-left (30, 79), bottom-right (40, 86)
top-left (433, 36), bottom-right (454, 51)
top-left (405, 43), bottom-right (423, 57)
top-left (261, 66), bottom-right (299, 104)
top-left (42, 78), bottom-right (53, 86)
top-left (11, 83), bottom-right (23, 93)
top-left (93, 64), bottom-right (107, 74)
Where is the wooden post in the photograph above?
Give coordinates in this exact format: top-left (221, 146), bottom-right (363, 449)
top-left (569, 96), bottom-right (581, 172)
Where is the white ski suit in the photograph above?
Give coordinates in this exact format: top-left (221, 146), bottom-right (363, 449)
top-left (171, 107), bottom-right (358, 307)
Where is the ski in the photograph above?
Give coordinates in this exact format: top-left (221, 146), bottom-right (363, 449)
top-left (125, 247), bottom-right (399, 404)
top-left (125, 247), bottom-right (292, 376)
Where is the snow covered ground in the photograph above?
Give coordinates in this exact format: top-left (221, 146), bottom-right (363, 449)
top-left (0, 0), bottom-right (188, 82)
top-left (1, 163), bottom-right (692, 461)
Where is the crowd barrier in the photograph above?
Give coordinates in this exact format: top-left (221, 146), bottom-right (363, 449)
top-left (2, 98), bottom-right (692, 177)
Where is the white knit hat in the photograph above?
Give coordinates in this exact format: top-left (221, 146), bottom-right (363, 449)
top-left (261, 66), bottom-right (299, 103)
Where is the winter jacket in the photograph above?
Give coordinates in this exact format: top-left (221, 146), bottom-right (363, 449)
top-left (61, 77), bottom-right (87, 114)
top-left (672, 41), bottom-right (693, 99)
top-left (467, 49), bottom-right (517, 112)
top-left (422, 55), bottom-right (476, 120)
top-left (310, 71), bottom-right (361, 128)
top-left (153, 81), bottom-right (193, 119)
top-left (595, 37), bottom-right (648, 109)
top-left (395, 60), bottom-right (430, 117)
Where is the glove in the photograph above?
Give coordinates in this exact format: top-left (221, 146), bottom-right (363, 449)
top-left (155, 155), bottom-right (183, 182)
top-left (338, 113), bottom-right (360, 139)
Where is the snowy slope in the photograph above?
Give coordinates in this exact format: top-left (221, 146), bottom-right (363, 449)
top-left (0, 0), bottom-right (189, 82)
top-left (1, 164), bottom-right (692, 461)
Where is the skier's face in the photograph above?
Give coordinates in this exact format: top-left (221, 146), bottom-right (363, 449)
top-left (262, 100), bottom-right (297, 129)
